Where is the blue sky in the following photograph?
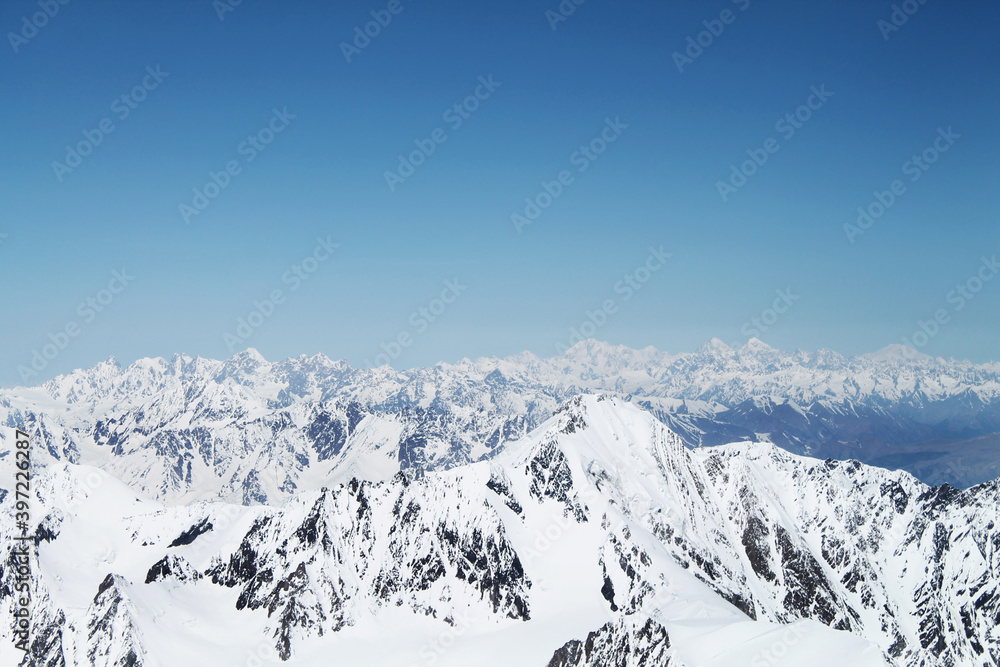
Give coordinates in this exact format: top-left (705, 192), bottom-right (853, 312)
top-left (1, 0), bottom-right (998, 385)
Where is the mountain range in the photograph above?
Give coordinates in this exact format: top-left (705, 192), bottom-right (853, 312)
top-left (2, 339), bottom-right (999, 508)
top-left (2, 395), bottom-right (997, 666)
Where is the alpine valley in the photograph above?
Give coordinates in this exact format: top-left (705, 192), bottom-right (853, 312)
top-left (1, 342), bottom-right (999, 666)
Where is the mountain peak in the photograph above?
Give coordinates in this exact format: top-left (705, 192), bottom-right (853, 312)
top-left (740, 337), bottom-right (776, 353)
top-left (510, 393), bottom-right (685, 479)
top-left (234, 347), bottom-right (266, 362)
top-left (98, 355), bottom-right (121, 370)
top-left (698, 338), bottom-right (733, 355)
top-left (215, 347), bottom-right (269, 382)
top-left (222, 347), bottom-right (268, 368)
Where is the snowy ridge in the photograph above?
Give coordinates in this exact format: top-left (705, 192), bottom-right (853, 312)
top-left (3, 396), bottom-right (996, 665)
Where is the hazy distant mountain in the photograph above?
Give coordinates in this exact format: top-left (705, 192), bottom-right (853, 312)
top-left (2, 339), bottom-right (999, 506)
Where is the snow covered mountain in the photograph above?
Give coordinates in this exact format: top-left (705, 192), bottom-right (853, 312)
top-left (2, 396), bottom-right (996, 666)
top-left (2, 340), bottom-right (999, 507)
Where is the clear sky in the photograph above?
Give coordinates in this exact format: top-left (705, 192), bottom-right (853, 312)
top-left (1, 0), bottom-right (998, 385)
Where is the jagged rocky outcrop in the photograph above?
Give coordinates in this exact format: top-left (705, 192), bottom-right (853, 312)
top-left (547, 616), bottom-right (671, 667)
top-left (85, 575), bottom-right (147, 667)
top-left (203, 476), bottom-right (531, 660)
